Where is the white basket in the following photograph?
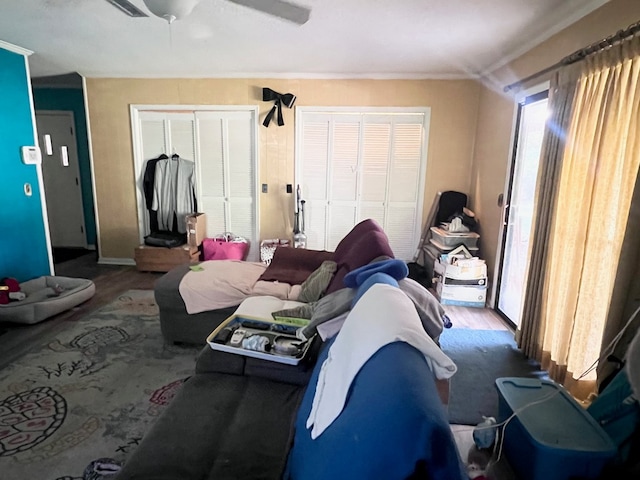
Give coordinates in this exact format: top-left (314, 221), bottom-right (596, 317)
top-left (260, 239), bottom-right (290, 265)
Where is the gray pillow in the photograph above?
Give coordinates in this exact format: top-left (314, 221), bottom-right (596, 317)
top-left (271, 304), bottom-right (314, 321)
top-left (299, 288), bottom-right (355, 340)
top-left (297, 260), bottom-right (337, 303)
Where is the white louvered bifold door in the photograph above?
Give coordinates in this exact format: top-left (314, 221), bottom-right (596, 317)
top-left (299, 116), bottom-right (330, 250)
top-left (328, 115), bottom-right (360, 250)
top-left (385, 119), bottom-right (426, 260)
top-left (196, 111), bottom-right (258, 260)
top-left (168, 114), bottom-right (196, 161)
top-left (297, 110), bottom-right (428, 259)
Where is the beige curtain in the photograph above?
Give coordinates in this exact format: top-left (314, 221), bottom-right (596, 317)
top-left (519, 36), bottom-right (640, 400)
top-left (517, 68), bottom-right (578, 361)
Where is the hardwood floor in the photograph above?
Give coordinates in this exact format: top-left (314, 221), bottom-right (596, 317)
top-left (442, 303), bottom-right (511, 330)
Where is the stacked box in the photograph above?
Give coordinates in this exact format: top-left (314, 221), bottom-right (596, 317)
top-left (430, 227), bottom-right (479, 249)
top-left (186, 212), bottom-right (206, 247)
top-left (433, 256), bottom-right (487, 308)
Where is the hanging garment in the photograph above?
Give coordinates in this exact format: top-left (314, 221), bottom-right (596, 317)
top-left (151, 155), bottom-right (196, 233)
top-left (142, 153), bottom-right (167, 233)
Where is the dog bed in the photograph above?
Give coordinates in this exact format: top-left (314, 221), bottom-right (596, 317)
top-left (0, 276), bottom-right (95, 324)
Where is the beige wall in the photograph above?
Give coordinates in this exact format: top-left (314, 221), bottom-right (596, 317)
top-left (86, 78), bottom-right (480, 259)
top-left (471, 0), bottom-right (640, 305)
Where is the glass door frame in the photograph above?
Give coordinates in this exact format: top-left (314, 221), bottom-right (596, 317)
top-left (495, 87), bottom-right (549, 328)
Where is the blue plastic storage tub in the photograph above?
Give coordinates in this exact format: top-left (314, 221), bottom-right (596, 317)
top-left (495, 377), bottom-right (616, 480)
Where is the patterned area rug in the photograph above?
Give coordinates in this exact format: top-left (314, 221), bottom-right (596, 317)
top-left (0, 290), bottom-right (200, 479)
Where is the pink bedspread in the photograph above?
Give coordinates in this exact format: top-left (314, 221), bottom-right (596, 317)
top-left (178, 260), bottom-right (301, 314)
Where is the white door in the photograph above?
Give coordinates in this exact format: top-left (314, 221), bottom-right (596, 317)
top-left (196, 111), bottom-right (258, 260)
top-left (296, 109), bottom-right (429, 260)
top-left (36, 111), bottom-right (87, 248)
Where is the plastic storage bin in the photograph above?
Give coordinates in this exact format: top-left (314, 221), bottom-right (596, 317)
top-left (495, 377), bottom-right (616, 480)
top-left (430, 226), bottom-right (479, 248)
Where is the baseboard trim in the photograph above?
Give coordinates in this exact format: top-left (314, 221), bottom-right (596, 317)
top-left (98, 257), bottom-right (136, 266)
top-left (87, 244), bottom-right (97, 251)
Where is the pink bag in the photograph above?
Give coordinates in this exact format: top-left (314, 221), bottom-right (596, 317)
top-left (202, 234), bottom-right (248, 261)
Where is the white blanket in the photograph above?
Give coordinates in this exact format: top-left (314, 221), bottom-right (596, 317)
top-left (306, 283), bottom-right (457, 439)
top-left (179, 260), bottom-right (300, 314)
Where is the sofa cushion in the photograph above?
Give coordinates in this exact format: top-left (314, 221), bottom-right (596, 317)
top-left (284, 340), bottom-right (467, 480)
top-left (258, 247), bottom-right (334, 285)
top-left (332, 218), bottom-right (384, 262)
top-left (116, 373), bottom-right (306, 480)
top-left (325, 230), bottom-right (394, 294)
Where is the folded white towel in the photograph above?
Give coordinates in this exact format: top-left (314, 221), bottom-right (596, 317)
top-left (306, 283), bottom-right (457, 439)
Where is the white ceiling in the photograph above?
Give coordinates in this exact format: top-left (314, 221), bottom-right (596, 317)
top-left (1, 0), bottom-right (608, 79)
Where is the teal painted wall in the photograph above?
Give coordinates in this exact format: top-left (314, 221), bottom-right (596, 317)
top-left (33, 88), bottom-right (96, 246)
top-left (0, 48), bottom-right (51, 282)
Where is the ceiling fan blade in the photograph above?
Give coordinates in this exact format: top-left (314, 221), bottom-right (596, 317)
top-left (227, 0), bottom-right (310, 25)
top-left (105, 0), bottom-right (149, 17)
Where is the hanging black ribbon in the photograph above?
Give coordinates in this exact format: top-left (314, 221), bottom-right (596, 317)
top-left (263, 88), bottom-right (296, 127)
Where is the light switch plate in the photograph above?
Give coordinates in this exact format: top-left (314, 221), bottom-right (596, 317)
top-left (21, 146), bottom-right (42, 165)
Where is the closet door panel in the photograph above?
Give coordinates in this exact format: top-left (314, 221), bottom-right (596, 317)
top-left (389, 122), bottom-right (423, 203)
top-left (327, 206), bottom-right (357, 251)
top-left (228, 200), bottom-right (254, 253)
top-left (200, 198), bottom-right (227, 236)
top-left (196, 116), bottom-right (227, 237)
top-left (358, 204), bottom-right (385, 229)
top-left (305, 203), bottom-right (328, 251)
top-left (196, 110), bottom-right (258, 259)
top-left (299, 118), bottom-right (330, 248)
top-left (227, 115), bottom-right (255, 199)
top-left (169, 116), bottom-right (196, 161)
top-left (196, 117), bottom-right (225, 198)
top-left (330, 121), bottom-right (360, 202)
top-left (140, 118), bottom-right (167, 159)
top-left (361, 122), bottom-right (391, 203)
top-left (385, 205), bottom-right (418, 261)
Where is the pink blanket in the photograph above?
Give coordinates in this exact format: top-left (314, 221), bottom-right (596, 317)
top-left (178, 260), bottom-right (300, 314)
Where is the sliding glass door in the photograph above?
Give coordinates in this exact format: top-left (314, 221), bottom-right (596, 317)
top-left (496, 90), bottom-right (549, 327)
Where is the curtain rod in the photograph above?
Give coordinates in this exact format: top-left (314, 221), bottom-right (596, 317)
top-left (504, 19), bottom-right (640, 93)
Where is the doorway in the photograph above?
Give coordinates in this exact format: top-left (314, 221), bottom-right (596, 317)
top-left (35, 111), bottom-right (87, 250)
top-left (496, 89), bottom-right (549, 327)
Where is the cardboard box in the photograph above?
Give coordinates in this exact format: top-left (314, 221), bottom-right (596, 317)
top-left (435, 282), bottom-right (487, 308)
top-left (434, 257), bottom-right (487, 280)
top-left (186, 212), bottom-right (206, 247)
top-left (134, 245), bottom-right (199, 272)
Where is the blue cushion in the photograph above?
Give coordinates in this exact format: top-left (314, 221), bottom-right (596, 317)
top-left (343, 258), bottom-right (408, 288)
top-left (284, 338), bottom-right (467, 480)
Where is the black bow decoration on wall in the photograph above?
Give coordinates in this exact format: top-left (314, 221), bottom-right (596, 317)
top-left (262, 87), bottom-right (296, 127)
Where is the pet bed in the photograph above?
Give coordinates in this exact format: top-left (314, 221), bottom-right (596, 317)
top-left (0, 276), bottom-right (95, 324)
